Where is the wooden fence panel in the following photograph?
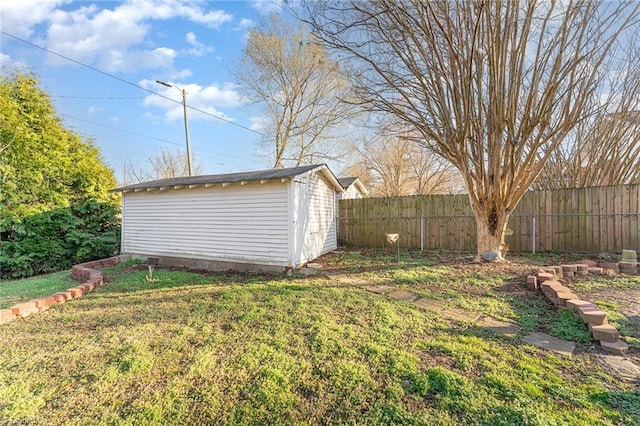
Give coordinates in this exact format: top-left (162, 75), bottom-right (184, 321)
top-left (338, 185), bottom-right (640, 253)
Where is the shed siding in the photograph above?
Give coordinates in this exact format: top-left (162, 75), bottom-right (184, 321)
top-left (122, 182), bottom-right (290, 266)
top-left (304, 173), bottom-right (337, 262)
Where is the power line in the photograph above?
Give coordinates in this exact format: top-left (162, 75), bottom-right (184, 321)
top-left (1, 30), bottom-right (263, 136)
top-left (52, 95), bottom-right (145, 100)
top-left (61, 113), bottom-right (248, 160)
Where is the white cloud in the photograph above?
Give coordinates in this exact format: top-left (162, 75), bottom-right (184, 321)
top-left (184, 32), bottom-right (215, 57)
top-left (2, 0), bottom-right (233, 72)
top-left (141, 79), bottom-right (242, 123)
top-left (0, 0), bottom-right (66, 38)
top-left (249, 116), bottom-right (268, 132)
top-left (250, 0), bottom-right (286, 14)
top-left (0, 53), bottom-right (27, 70)
top-left (235, 18), bottom-right (255, 31)
top-left (99, 47), bottom-right (177, 72)
top-left (168, 68), bottom-right (193, 80)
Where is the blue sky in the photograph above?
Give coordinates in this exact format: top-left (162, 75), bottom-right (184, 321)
top-left (1, 0), bottom-right (299, 183)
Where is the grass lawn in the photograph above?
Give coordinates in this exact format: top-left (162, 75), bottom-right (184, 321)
top-left (0, 271), bottom-right (77, 309)
top-left (0, 251), bottom-right (638, 425)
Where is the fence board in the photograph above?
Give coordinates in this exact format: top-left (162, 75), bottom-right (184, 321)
top-left (339, 185), bottom-right (640, 253)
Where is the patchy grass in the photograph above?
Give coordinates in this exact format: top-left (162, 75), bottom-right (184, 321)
top-left (570, 275), bottom-right (640, 292)
top-left (595, 301), bottom-right (640, 350)
top-left (0, 271), bottom-right (77, 309)
top-left (0, 255), bottom-right (638, 424)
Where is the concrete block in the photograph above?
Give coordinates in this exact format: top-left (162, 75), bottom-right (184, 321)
top-left (52, 291), bottom-right (71, 303)
top-left (621, 249), bottom-right (637, 262)
top-left (549, 266), bottom-right (563, 278)
top-left (580, 260), bottom-right (597, 267)
top-left (526, 275), bottom-right (538, 291)
top-left (566, 299), bottom-right (596, 311)
top-left (10, 302), bottom-right (38, 317)
top-left (79, 282), bottom-right (95, 292)
top-left (589, 324), bottom-right (620, 343)
top-left (0, 309), bottom-right (16, 324)
top-left (540, 281), bottom-right (567, 298)
top-left (618, 262), bottom-right (638, 275)
top-left (556, 292), bottom-right (578, 306)
top-left (600, 340), bottom-right (629, 356)
top-left (537, 272), bottom-right (554, 283)
top-left (600, 262), bottom-right (619, 274)
top-left (67, 287), bottom-right (84, 298)
top-left (575, 264), bottom-right (589, 276)
top-left (561, 264), bottom-right (578, 276)
top-left (33, 296), bottom-right (55, 311)
top-left (578, 306), bottom-right (608, 326)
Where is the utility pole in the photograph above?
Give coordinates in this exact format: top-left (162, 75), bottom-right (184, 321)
top-left (156, 80), bottom-right (193, 176)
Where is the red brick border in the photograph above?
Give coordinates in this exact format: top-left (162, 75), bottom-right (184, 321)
top-left (1, 256), bottom-right (121, 326)
top-left (527, 258), bottom-right (635, 355)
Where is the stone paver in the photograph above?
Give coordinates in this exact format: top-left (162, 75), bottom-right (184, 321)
top-left (387, 290), bottom-right (418, 302)
top-left (365, 285), bottom-right (396, 294)
top-left (414, 298), bottom-right (447, 312)
top-left (595, 355), bottom-right (640, 382)
top-left (600, 340), bottom-right (629, 356)
top-left (476, 315), bottom-right (522, 336)
top-left (349, 279), bottom-right (374, 287)
top-left (522, 332), bottom-right (575, 357)
top-left (331, 274), bottom-right (372, 287)
top-left (442, 307), bottom-right (481, 323)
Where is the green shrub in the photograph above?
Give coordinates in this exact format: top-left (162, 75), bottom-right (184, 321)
top-left (0, 200), bottom-right (120, 278)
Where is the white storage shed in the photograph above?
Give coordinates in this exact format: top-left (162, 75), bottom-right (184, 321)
top-left (112, 164), bottom-right (343, 271)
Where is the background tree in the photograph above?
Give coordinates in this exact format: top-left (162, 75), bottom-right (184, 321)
top-left (0, 71), bottom-right (117, 222)
top-left (351, 134), bottom-right (461, 197)
top-left (234, 14), bottom-right (355, 168)
top-left (304, 0), bottom-right (639, 260)
top-left (534, 43), bottom-right (640, 189)
top-left (122, 149), bottom-right (203, 184)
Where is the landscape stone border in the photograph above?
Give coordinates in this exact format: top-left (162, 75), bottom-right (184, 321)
top-left (527, 254), bottom-right (638, 356)
top-left (0, 256), bottom-right (121, 326)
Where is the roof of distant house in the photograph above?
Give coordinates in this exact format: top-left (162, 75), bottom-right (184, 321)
top-left (337, 176), bottom-right (369, 195)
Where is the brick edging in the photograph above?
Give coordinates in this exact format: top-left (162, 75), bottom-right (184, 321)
top-left (526, 258), bottom-right (637, 356)
top-left (0, 256), bottom-right (121, 325)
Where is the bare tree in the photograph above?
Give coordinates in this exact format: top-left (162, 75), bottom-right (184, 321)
top-left (535, 42), bottom-right (640, 189)
top-left (304, 0), bottom-right (639, 260)
top-left (122, 149), bottom-right (203, 184)
top-left (341, 161), bottom-right (375, 193)
top-left (352, 134), bottom-right (461, 197)
top-left (234, 14), bottom-right (355, 168)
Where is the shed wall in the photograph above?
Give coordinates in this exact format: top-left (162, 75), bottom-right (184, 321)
top-left (121, 182), bottom-right (290, 266)
top-left (302, 173), bottom-right (337, 263)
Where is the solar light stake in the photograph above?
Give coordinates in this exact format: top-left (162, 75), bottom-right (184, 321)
top-left (386, 233), bottom-right (400, 265)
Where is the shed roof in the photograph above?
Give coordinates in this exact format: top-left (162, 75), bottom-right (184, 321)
top-left (112, 164), bottom-right (343, 193)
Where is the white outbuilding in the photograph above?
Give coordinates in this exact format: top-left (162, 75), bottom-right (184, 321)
top-left (112, 164), bottom-right (343, 272)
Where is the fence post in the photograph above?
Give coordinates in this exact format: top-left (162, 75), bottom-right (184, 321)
top-left (420, 216), bottom-right (424, 251)
top-left (532, 214), bottom-right (536, 254)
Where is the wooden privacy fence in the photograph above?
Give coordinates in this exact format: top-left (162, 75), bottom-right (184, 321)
top-left (338, 185), bottom-right (640, 253)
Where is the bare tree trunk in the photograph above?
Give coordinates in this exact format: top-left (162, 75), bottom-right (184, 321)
top-left (469, 199), bottom-right (509, 260)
